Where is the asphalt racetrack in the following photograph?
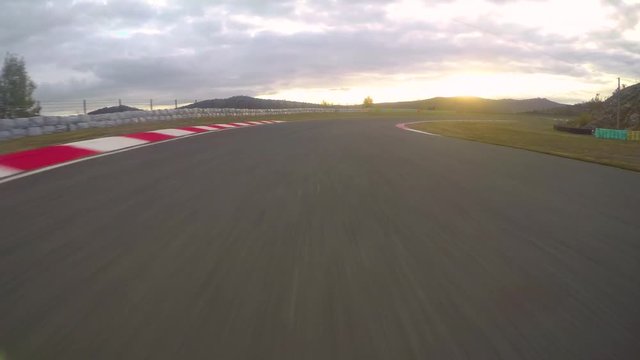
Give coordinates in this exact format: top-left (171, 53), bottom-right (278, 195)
top-left (1, 117), bottom-right (639, 359)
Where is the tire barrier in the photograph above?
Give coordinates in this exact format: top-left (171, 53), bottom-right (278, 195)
top-left (0, 108), bottom-right (361, 141)
top-left (553, 125), bottom-right (593, 135)
top-left (594, 128), bottom-right (629, 140)
top-left (628, 131), bottom-right (640, 141)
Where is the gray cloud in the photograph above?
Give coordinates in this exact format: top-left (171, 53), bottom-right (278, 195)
top-left (0, 0), bottom-right (638, 108)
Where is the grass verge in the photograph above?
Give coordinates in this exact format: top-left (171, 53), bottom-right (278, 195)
top-left (410, 116), bottom-right (640, 172)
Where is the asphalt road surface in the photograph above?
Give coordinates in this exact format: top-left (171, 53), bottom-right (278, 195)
top-left (1, 118), bottom-right (639, 359)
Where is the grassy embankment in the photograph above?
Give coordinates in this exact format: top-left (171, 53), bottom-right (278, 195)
top-left (410, 115), bottom-right (640, 172)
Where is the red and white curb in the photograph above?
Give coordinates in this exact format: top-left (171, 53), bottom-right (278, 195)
top-left (0, 120), bottom-right (283, 183)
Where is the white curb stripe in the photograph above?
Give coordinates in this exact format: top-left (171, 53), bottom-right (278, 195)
top-left (247, 121), bottom-right (262, 125)
top-left (192, 126), bottom-right (219, 131)
top-left (213, 124), bottom-right (236, 128)
top-left (229, 122), bottom-right (251, 126)
top-left (149, 129), bottom-right (195, 137)
top-left (66, 136), bottom-right (149, 153)
top-left (0, 165), bottom-right (22, 178)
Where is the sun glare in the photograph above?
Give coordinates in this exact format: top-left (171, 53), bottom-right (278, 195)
top-left (258, 71), bottom-right (609, 105)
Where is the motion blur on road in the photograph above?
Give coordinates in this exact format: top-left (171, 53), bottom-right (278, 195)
top-left (1, 118), bottom-right (639, 359)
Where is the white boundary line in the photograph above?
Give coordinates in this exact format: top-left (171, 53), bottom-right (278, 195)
top-left (0, 122), bottom-right (282, 185)
top-left (396, 119), bottom-right (511, 136)
top-left (396, 121), bottom-right (441, 136)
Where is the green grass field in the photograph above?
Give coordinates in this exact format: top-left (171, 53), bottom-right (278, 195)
top-left (410, 116), bottom-right (640, 172)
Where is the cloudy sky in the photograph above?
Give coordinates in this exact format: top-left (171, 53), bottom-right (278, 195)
top-left (1, 0), bottom-right (639, 109)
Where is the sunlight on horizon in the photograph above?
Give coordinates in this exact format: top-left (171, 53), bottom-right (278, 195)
top-left (258, 71), bottom-right (617, 105)
top-left (253, 0), bottom-right (637, 106)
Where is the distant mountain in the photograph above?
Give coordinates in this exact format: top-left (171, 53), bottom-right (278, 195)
top-left (181, 96), bottom-right (320, 110)
top-left (375, 96), bottom-right (565, 113)
top-left (88, 105), bottom-right (142, 115)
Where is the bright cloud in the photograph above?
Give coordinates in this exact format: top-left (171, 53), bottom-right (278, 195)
top-left (0, 0), bottom-right (638, 110)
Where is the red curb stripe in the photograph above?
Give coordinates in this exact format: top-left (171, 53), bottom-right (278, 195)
top-left (123, 132), bottom-right (176, 142)
top-left (178, 126), bottom-right (210, 133)
top-left (0, 145), bottom-right (100, 171)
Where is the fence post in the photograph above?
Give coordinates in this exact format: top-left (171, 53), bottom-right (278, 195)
top-left (617, 77), bottom-right (621, 129)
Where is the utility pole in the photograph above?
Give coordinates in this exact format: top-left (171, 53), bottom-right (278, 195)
top-left (150, 99), bottom-right (153, 111)
top-left (118, 99), bottom-right (122, 107)
top-left (83, 99), bottom-right (87, 115)
top-left (617, 77), bottom-right (621, 129)
top-left (174, 99), bottom-right (178, 109)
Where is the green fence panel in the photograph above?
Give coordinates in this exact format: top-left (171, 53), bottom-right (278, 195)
top-left (595, 128), bottom-right (629, 140)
